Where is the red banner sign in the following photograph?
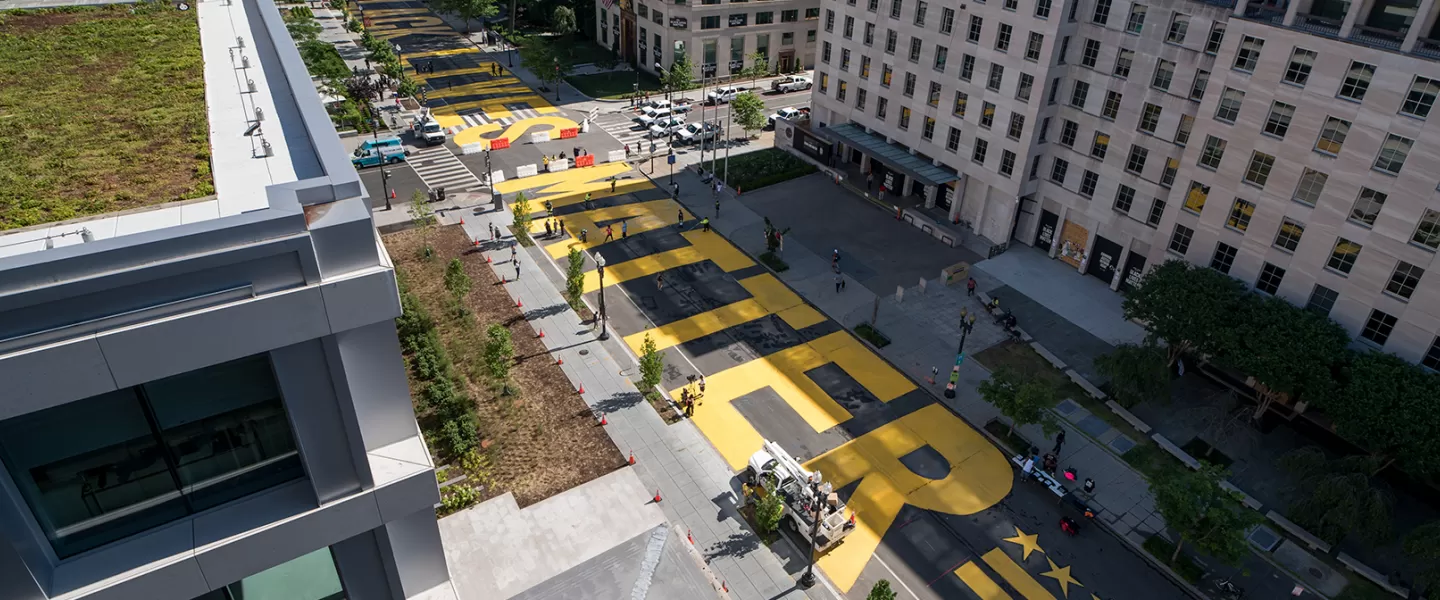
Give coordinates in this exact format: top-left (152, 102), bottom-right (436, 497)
top-left (575, 154), bottom-right (595, 167)
top-left (559, 128), bottom-right (579, 139)
top-left (489, 137), bottom-right (510, 150)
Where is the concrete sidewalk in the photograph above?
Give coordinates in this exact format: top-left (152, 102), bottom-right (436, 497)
top-left (451, 206), bottom-right (824, 600)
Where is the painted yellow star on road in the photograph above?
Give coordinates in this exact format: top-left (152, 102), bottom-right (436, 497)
top-left (1002, 526), bottom-right (1045, 560)
top-left (1042, 557), bottom-right (1084, 597)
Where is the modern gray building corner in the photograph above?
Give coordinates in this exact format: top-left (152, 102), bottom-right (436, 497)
top-left (0, 0), bottom-right (453, 598)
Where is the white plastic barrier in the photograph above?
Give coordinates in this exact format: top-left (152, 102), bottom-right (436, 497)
top-left (529, 131), bottom-right (551, 144)
top-left (489, 170), bottom-right (506, 185)
top-left (607, 149), bottom-right (626, 164)
top-left (547, 160), bottom-right (570, 172)
top-left (460, 142), bottom-right (484, 155)
top-left (515, 164), bottom-right (539, 178)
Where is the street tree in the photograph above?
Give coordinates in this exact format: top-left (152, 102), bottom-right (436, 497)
top-left (519, 36), bottom-right (569, 96)
top-left (1122, 260), bottom-right (1247, 365)
top-left (442, 0), bottom-right (498, 34)
top-left (754, 475), bottom-right (785, 534)
top-left (1321, 351), bottom-right (1440, 476)
top-left (978, 367), bottom-right (1059, 437)
top-left (1187, 391), bottom-right (1255, 460)
top-left (638, 334), bottom-right (665, 398)
top-left (867, 580), bottom-right (897, 600)
top-left (483, 323), bottom-right (515, 393)
top-left (664, 53), bottom-right (696, 92)
top-left (730, 91), bottom-right (767, 139)
top-left (511, 192), bottom-right (532, 243)
top-left (1150, 463), bottom-right (1257, 566)
top-left (1277, 446), bottom-right (1392, 546)
top-left (1222, 294), bottom-right (1348, 419)
top-left (550, 5), bottom-right (577, 35)
top-left (565, 247), bottom-right (586, 312)
top-left (444, 258), bottom-right (473, 316)
top-left (1094, 341), bottom-right (1170, 408)
top-left (1405, 521), bottom-right (1440, 596)
top-left (762, 216), bottom-right (790, 257)
top-left (742, 51), bottom-right (770, 88)
top-left (409, 189), bottom-right (437, 259)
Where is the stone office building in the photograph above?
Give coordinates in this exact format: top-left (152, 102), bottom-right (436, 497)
top-left (597, 0), bottom-right (820, 81)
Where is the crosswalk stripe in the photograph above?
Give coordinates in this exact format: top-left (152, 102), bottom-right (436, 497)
top-left (406, 146), bottom-right (484, 192)
top-left (981, 549), bottom-right (1056, 600)
top-left (955, 561), bottom-right (1014, 600)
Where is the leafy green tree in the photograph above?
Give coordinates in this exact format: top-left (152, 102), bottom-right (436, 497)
top-left (762, 217), bottom-right (790, 254)
top-left (742, 51), bottom-right (770, 88)
top-left (639, 334), bottom-right (665, 396)
top-left (664, 52), bottom-right (695, 91)
top-left (1122, 260), bottom-right (1247, 365)
top-left (285, 9), bottom-right (322, 41)
top-left (550, 5), bottom-right (577, 35)
top-left (1277, 446), bottom-right (1392, 546)
top-left (754, 475), bottom-right (785, 534)
top-left (730, 91), bottom-right (767, 138)
top-left (565, 247), bottom-right (586, 311)
top-left (867, 580), bottom-right (897, 600)
top-left (511, 192), bottom-right (532, 243)
top-left (1150, 463), bottom-right (1257, 566)
top-left (483, 323), bottom-right (514, 386)
top-left (1405, 521), bottom-right (1440, 595)
top-left (519, 36), bottom-right (570, 97)
top-left (1223, 294), bottom-right (1348, 419)
top-left (444, 259), bottom-right (473, 314)
top-left (1094, 341), bottom-right (1170, 408)
top-left (978, 367), bottom-right (1059, 437)
top-left (409, 189), bottom-right (437, 259)
top-left (1322, 351), bottom-right (1440, 476)
top-left (449, 0), bottom-right (499, 34)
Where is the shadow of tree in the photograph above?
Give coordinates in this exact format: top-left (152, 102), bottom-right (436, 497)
top-left (592, 390), bottom-right (644, 414)
top-left (703, 531), bottom-right (761, 562)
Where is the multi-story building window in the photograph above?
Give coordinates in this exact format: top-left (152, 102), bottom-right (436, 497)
top-left (857, 88), bottom-right (868, 109)
top-left (841, 48), bottom-right (852, 70)
top-left (1402, 76), bottom-right (1439, 118)
top-left (1362, 309), bottom-right (1398, 345)
top-left (899, 106), bottom-right (911, 128)
top-left (1092, 0), bottom-right (1112, 24)
top-left (903, 72), bottom-right (917, 96)
top-left (1008, 113), bottom-right (1025, 139)
top-left (928, 81), bottom-right (942, 106)
top-left (702, 15), bottom-right (721, 29)
top-left (915, 0), bottom-right (927, 25)
top-left (825, 9), bottom-right (835, 32)
top-left (1205, 22), bottom-right (1225, 54)
top-left (1274, 218), bottom-right (1305, 251)
top-left (1284, 48), bottom-right (1316, 85)
top-left (981, 101), bottom-right (997, 127)
top-left (1114, 48), bottom-right (1134, 77)
top-left (1327, 237), bottom-right (1362, 273)
top-left (1293, 168), bottom-right (1328, 205)
top-left (1167, 14), bottom-right (1189, 44)
top-left (1425, 338), bottom-right (1440, 370)
top-left (1415, 209), bottom-right (1440, 250)
top-left (1051, 157), bottom-right (1070, 183)
top-left (1244, 151), bottom-right (1275, 187)
top-left (997, 23), bottom-right (1014, 52)
top-left (1339, 61), bottom-right (1376, 101)
top-left (1035, 0), bottom-right (1052, 18)
top-left (922, 115), bottom-right (936, 139)
top-left (838, 80), bottom-right (849, 101)
top-left (1059, 119), bottom-right (1079, 146)
top-left (1175, 114), bottom-right (1194, 145)
top-left (877, 96), bottom-right (888, 118)
top-left (1026, 32), bottom-right (1044, 60)
top-left (1261, 102), bottom-right (1295, 138)
top-left (1233, 35), bottom-right (1263, 71)
top-left (1374, 133), bottom-right (1414, 174)
top-left (973, 138), bottom-right (989, 163)
top-left (1256, 263), bottom-right (1286, 294)
top-left (1102, 91), bottom-right (1122, 119)
top-left (1307, 284), bottom-right (1340, 314)
top-left (1199, 135), bottom-right (1226, 169)
top-left (890, 0), bottom-right (903, 18)
top-left (1080, 170), bottom-right (1099, 196)
top-left (1138, 103), bottom-right (1162, 133)
top-left (1082, 39), bottom-right (1101, 67)
top-left (987, 64), bottom-right (1005, 90)
top-left (1189, 70), bottom-right (1209, 100)
top-left (1030, 155), bottom-right (1044, 180)
top-left (1185, 180), bottom-right (1211, 213)
top-left (886, 29), bottom-right (898, 53)
top-left (822, 42), bottom-right (832, 64)
top-left (954, 90), bottom-right (968, 116)
top-left (1148, 197), bottom-right (1167, 225)
top-left (1211, 242), bottom-right (1238, 273)
top-left (947, 126), bottom-right (961, 151)
top-left (882, 63), bottom-right (893, 86)
top-left (1161, 157), bottom-right (1179, 187)
top-left (1114, 184), bottom-right (1136, 211)
top-left (1152, 59), bottom-right (1175, 91)
top-left (935, 45), bottom-right (948, 70)
top-left (820, 72), bottom-right (829, 93)
top-left (1004, 0), bottom-right (1019, 10)
top-left (845, 15), bottom-right (855, 38)
top-left (865, 22), bottom-right (875, 44)
top-left (1315, 116), bottom-right (1350, 154)
top-left (1387, 261), bottom-right (1425, 299)
top-left (1126, 144), bottom-right (1149, 173)
top-left (1126, 4), bottom-right (1146, 33)
top-left (1070, 80), bottom-right (1089, 108)
top-left (1226, 198), bottom-right (1256, 231)
top-left (1170, 223), bottom-right (1195, 254)
top-left (968, 16), bottom-right (983, 42)
top-left (960, 54), bottom-right (975, 80)
top-left (861, 56), bottom-right (872, 78)
top-left (909, 37), bottom-right (923, 61)
top-left (1215, 88), bottom-right (1244, 122)
top-left (782, 9), bottom-right (799, 21)
top-left (1017, 73), bottom-right (1034, 101)
top-left (1350, 188), bottom-right (1388, 226)
top-left (1058, 35), bottom-right (1070, 63)
top-left (940, 7), bottom-right (955, 33)
top-left (1000, 149), bottom-right (1017, 176)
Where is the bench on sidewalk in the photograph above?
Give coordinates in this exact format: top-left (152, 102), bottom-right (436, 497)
top-left (1150, 433), bottom-right (1201, 470)
top-left (1267, 511), bottom-right (1332, 554)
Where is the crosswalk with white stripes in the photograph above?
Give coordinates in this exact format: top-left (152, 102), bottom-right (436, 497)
top-left (407, 145), bottom-right (486, 193)
top-left (444, 105), bottom-right (545, 134)
top-left (592, 110), bottom-right (662, 151)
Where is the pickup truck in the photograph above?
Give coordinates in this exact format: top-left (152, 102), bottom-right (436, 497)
top-left (637, 103), bottom-right (693, 126)
top-left (648, 116), bottom-right (688, 138)
top-left (706, 86), bottom-right (743, 104)
top-left (352, 146), bottom-right (407, 168)
top-left (416, 118), bottom-right (446, 146)
top-left (674, 122), bottom-right (719, 144)
top-left (771, 75), bottom-right (813, 93)
top-left (767, 106), bottom-right (810, 128)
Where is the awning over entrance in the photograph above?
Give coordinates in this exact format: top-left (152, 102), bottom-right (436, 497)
top-left (814, 123), bottom-right (960, 187)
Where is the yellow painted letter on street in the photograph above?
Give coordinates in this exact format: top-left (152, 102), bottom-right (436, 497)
top-left (804, 404), bottom-right (1013, 592)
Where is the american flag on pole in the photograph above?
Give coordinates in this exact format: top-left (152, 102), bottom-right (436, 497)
top-left (602, 0), bottom-right (615, 9)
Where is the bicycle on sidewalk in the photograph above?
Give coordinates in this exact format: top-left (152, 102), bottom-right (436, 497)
top-left (1212, 576), bottom-right (1245, 600)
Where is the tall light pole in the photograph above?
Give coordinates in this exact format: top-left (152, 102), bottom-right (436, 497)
top-left (507, 0), bottom-right (516, 67)
top-left (943, 321), bottom-right (970, 399)
top-left (366, 103), bottom-right (394, 210)
top-left (798, 478), bottom-right (822, 588)
top-left (723, 107), bottom-right (732, 186)
top-left (595, 253), bottom-right (609, 340)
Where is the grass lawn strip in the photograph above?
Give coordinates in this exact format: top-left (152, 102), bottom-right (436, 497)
top-left (0, 4), bottom-right (212, 230)
top-left (567, 70), bottom-right (665, 100)
top-left (387, 226), bottom-right (625, 508)
top-left (722, 148), bottom-right (817, 192)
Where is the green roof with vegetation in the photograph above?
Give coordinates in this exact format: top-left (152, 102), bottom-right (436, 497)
top-left (0, 3), bottom-right (212, 231)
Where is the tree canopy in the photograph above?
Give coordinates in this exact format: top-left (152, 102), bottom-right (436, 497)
top-left (1320, 351), bottom-right (1440, 475)
top-left (731, 91), bottom-right (767, 137)
top-left (1150, 464), bottom-right (1256, 566)
top-left (1277, 446), bottom-right (1392, 546)
top-left (978, 367), bottom-right (1059, 437)
top-left (664, 53), bottom-right (695, 91)
top-left (1221, 294), bottom-right (1348, 418)
top-left (1094, 341), bottom-right (1170, 408)
top-left (1122, 260), bottom-right (1247, 364)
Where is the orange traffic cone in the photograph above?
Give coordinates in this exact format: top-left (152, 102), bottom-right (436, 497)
top-left (460, 217), bottom-right (465, 225)
top-left (722, 581), bottom-right (728, 593)
top-left (687, 529), bottom-right (694, 544)
top-left (390, 189), bottom-right (396, 199)
top-left (628, 452), bottom-right (636, 465)
top-left (598, 413), bottom-right (608, 426)
top-left (487, 255), bottom-right (492, 263)
top-left (556, 356), bottom-right (564, 365)
top-left (516, 299), bottom-right (523, 308)
top-left (653, 489), bottom-right (663, 503)
top-left (537, 328), bottom-right (545, 339)
top-left (473, 239), bottom-right (480, 247)
top-left (577, 384), bottom-right (586, 394)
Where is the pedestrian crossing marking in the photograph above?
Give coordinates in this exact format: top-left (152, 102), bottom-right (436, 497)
top-left (982, 548), bottom-right (1057, 600)
top-left (406, 146), bottom-right (483, 192)
top-left (955, 562), bottom-right (1014, 600)
top-left (451, 122), bottom-right (503, 147)
top-left (399, 47), bottom-right (480, 59)
top-left (432, 114), bottom-right (466, 129)
top-left (806, 405), bottom-right (1013, 591)
top-left (542, 199), bottom-right (692, 259)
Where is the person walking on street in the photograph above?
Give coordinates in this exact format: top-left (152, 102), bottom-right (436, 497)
top-left (967, 277), bottom-right (977, 297)
top-left (1053, 430), bottom-right (1066, 456)
top-left (655, 273), bottom-right (665, 290)
top-left (700, 217), bottom-right (710, 233)
top-left (558, 217), bottom-right (566, 236)
top-left (513, 258), bottom-right (521, 281)
top-left (584, 192), bottom-right (592, 209)
top-left (604, 225), bottom-right (614, 242)
top-left (714, 180), bottom-right (723, 198)
top-left (714, 198), bottom-right (721, 217)
top-left (676, 208), bottom-right (684, 228)
top-left (544, 220), bottom-right (552, 237)
top-left (835, 274), bottom-right (843, 293)
top-left (510, 244), bottom-right (516, 263)
top-left (622, 219), bottom-right (628, 239)
top-left (671, 181), bottom-right (680, 199)
top-left (610, 177), bottom-right (617, 193)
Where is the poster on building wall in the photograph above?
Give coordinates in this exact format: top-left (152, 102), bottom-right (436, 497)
top-left (728, 13), bottom-right (747, 26)
top-left (670, 16), bottom-right (688, 28)
top-left (1057, 221), bottom-right (1090, 269)
top-left (1036, 210), bottom-right (1058, 249)
top-left (883, 172), bottom-right (895, 191)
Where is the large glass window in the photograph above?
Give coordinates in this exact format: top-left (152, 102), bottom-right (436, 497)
top-left (0, 355), bottom-right (302, 558)
top-left (192, 547), bottom-right (345, 600)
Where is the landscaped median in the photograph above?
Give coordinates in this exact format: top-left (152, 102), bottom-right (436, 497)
top-left (385, 224), bottom-right (626, 515)
top-left (720, 147), bottom-right (818, 193)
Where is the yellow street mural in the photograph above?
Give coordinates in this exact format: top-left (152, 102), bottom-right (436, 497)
top-left (453, 115), bottom-right (579, 149)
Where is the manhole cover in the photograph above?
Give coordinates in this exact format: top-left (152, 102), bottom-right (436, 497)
top-left (579, 349), bottom-right (590, 356)
top-left (1308, 567), bottom-right (1325, 579)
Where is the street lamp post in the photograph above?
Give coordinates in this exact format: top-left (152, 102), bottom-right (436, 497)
top-left (366, 104), bottom-right (394, 210)
top-left (798, 478), bottom-right (822, 588)
top-left (942, 322), bottom-right (969, 399)
top-left (595, 254), bottom-right (609, 340)
top-left (507, 0), bottom-right (516, 67)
